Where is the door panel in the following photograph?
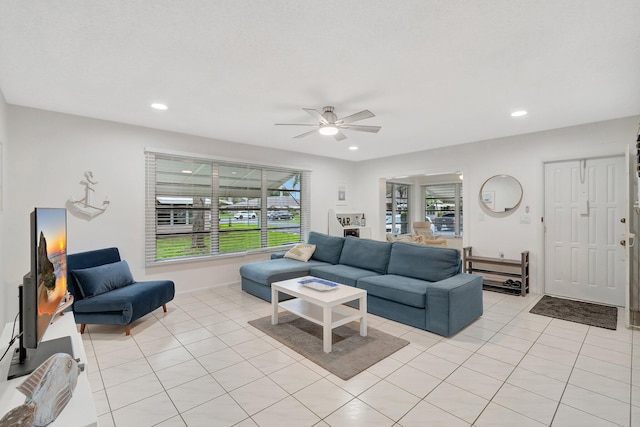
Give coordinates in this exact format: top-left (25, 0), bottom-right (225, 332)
top-left (544, 157), bottom-right (626, 306)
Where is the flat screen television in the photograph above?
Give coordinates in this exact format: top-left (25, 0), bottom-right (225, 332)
top-left (7, 207), bottom-right (74, 380)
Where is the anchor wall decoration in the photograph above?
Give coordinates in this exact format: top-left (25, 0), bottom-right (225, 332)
top-left (66, 171), bottom-right (110, 220)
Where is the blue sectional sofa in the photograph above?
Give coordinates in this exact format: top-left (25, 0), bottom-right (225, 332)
top-left (240, 232), bottom-right (483, 337)
top-left (67, 247), bottom-right (175, 335)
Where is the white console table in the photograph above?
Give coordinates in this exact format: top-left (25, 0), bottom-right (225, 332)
top-left (0, 312), bottom-right (97, 427)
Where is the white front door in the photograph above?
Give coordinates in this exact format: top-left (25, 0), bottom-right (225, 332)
top-left (544, 156), bottom-right (627, 306)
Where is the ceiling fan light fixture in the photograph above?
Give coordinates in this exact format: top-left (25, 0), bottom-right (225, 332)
top-left (319, 124), bottom-right (339, 136)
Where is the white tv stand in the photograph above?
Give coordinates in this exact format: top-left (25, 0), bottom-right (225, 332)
top-left (0, 313), bottom-right (97, 427)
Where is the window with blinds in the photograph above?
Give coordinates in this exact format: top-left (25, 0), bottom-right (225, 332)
top-left (424, 183), bottom-right (463, 236)
top-left (386, 182), bottom-right (410, 234)
top-left (145, 151), bottom-right (310, 264)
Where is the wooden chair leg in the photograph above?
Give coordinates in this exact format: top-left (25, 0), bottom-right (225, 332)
top-left (162, 304), bottom-right (168, 313)
top-left (80, 324), bottom-right (86, 334)
top-left (125, 324), bottom-right (131, 336)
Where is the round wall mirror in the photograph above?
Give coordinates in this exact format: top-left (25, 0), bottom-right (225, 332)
top-left (480, 175), bottom-right (523, 213)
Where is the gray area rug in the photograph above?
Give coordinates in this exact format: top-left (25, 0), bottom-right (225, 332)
top-left (248, 312), bottom-right (409, 380)
top-left (529, 295), bottom-right (617, 330)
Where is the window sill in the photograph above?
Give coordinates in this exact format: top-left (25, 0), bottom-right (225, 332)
top-left (146, 244), bottom-right (296, 267)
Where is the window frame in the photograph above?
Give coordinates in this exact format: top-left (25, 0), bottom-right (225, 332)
top-left (424, 182), bottom-right (463, 237)
top-left (386, 182), bottom-right (411, 235)
top-left (145, 150), bottom-right (310, 265)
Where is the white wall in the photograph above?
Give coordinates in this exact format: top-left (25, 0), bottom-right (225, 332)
top-left (3, 105), bottom-right (638, 322)
top-left (2, 106), bottom-right (360, 322)
top-left (353, 115), bottom-right (640, 294)
top-left (0, 89), bottom-right (7, 324)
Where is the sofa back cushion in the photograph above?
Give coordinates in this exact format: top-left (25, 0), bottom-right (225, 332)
top-left (338, 237), bottom-right (392, 274)
top-left (71, 260), bottom-right (135, 298)
top-left (308, 232), bottom-right (345, 264)
top-left (387, 242), bottom-right (461, 282)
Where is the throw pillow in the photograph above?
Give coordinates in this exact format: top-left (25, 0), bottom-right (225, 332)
top-left (283, 244), bottom-right (316, 262)
top-left (71, 260), bottom-right (135, 298)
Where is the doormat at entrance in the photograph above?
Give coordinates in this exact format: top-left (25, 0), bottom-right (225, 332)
top-left (529, 295), bottom-right (617, 330)
top-left (248, 312), bottom-right (409, 380)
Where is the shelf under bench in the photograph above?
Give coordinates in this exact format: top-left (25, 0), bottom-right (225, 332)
top-left (463, 246), bottom-right (530, 297)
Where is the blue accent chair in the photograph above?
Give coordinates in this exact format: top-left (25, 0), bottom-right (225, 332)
top-left (66, 247), bottom-right (175, 335)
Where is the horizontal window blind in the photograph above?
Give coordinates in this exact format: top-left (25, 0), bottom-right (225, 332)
top-left (425, 183), bottom-right (463, 236)
top-left (145, 150), bottom-right (309, 265)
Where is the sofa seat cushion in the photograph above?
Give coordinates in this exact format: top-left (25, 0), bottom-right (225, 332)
top-left (73, 279), bottom-right (175, 324)
top-left (387, 242), bottom-right (461, 282)
top-left (309, 264), bottom-right (380, 287)
top-left (240, 258), bottom-right (330, 285)
top-left (338, 237), bottom-right (392, 274)
top-left (71, 260), bottom-right (135, 298)
top-left (357, 275), bottom-right (429, 309)
top-left (308, 232), bottom-right (345, 264)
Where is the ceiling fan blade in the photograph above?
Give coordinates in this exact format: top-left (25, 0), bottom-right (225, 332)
top-left (303, 108), bottom-right (329, 124)
top-left (293, 129), bottom-right (319, 139)
top-left (274, 123), bottom-right (318, 126)
top-left (337, 110), bottom-right (375, 124)
top-left (340, 124), bottom-right (381, 133)
top-left (334, 131), bottom-right (347, 141)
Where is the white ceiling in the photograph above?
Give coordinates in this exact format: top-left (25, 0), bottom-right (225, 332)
top-left (1, 1), bottom-right (639, 161)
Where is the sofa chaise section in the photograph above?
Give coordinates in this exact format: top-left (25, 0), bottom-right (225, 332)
top-left (240, 258), bottom-right (330, 302)
top-left (239, 232), bottom-right (345, 302)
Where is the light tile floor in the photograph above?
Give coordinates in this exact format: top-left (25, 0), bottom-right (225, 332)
top-left (83, 284), bottom-right (639, 427)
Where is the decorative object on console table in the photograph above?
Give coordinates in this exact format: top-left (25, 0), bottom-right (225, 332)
top-left (0, 313), bottom-right (98, 427)
top-left (463, 246), bottom-right (529, 296)
top-left (0, 353), bottom-right (82, 427)
top-left (328, 209), bottom-right (371, 238)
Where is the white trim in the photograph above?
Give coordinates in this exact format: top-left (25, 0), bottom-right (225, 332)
top-left (145, 146), bottom-right (312, 173)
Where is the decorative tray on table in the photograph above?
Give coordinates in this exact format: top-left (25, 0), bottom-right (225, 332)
top-left (298, 278), bottom-right (340, 291)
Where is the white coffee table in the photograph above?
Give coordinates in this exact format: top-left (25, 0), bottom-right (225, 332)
top-left (271, 276), bottom-right (367, 353)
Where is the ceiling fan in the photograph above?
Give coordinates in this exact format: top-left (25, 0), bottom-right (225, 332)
top-left (275, 106), bottom-right (381, 141)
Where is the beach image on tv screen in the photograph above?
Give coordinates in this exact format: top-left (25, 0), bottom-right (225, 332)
top-left (36, 208), bottom-right (67, 342)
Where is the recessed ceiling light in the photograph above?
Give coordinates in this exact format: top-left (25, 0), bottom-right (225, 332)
top-left (510, 110), bottom-right (527, 117)
top-left (348, 146), bottom-right (358, 151)
top-left (181, 170), bottom-right (192, 174)
top-left (395, 175), bottom-right (409, 179)
top-left (151, 103), bottom-right (168, 110)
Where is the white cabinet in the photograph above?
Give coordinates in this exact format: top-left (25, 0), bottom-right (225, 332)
top-left (0, 313), bottom-right (97, 427)
top-left (328, 209), bottom-right (371, 239)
